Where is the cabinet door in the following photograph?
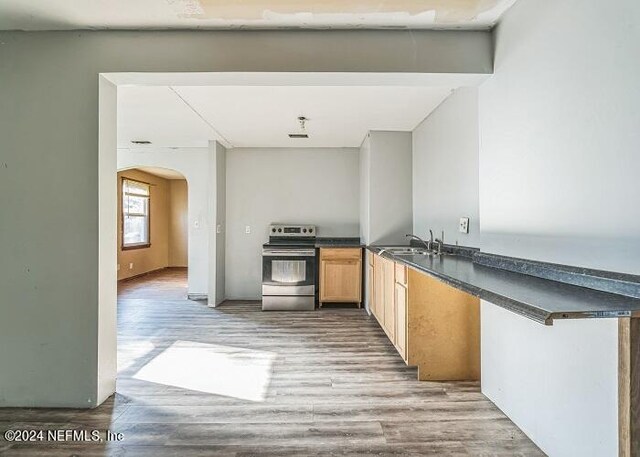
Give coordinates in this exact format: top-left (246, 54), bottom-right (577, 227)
top-left (320, 259), bottom-right (361, 302)
top-left (395, 282), bottom-right (407, 362)
top-left (372, 255), bottom-right (384, 321)
top-left (367, 254), bottom-right (374, 313)
top-left (382, 258), bottom-right (396, 341)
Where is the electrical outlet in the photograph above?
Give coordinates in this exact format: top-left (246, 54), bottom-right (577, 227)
top-left (459, 217), bottom-right (470, 234)
top-left (129, 263), bottom-right (134, 270)
top-left (245, 225), bottom-right (251, 234)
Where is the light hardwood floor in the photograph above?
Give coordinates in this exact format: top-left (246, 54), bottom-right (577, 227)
top-left (0, 269), bottom-right (544, 456)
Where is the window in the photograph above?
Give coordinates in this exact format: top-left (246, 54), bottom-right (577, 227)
top-left (122, 178), bottom-right (150, 249)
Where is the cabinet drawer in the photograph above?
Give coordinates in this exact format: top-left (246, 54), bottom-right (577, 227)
top-left (320, 248), bottom-right (362, 261)
top-left (395, 263), bottom-right (408, 286)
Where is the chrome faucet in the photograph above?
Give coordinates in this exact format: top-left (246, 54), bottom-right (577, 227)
top-left (405, 233), bottom-right (431, 251)
top-left (434, 230), bottom-right (445, 255)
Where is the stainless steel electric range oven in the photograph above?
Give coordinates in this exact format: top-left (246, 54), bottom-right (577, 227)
top-left (262, 224), bottom-right (317, 311)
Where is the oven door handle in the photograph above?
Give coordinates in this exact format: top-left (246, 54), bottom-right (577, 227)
top-left (263, 249), bottom-right (316, 257)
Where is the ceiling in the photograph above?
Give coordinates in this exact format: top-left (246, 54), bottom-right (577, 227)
top-left (117, 85), bottom-right (455, 149)
top-left (0, 0), bottom-right (517, 30)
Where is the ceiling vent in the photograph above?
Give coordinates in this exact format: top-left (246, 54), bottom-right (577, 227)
top-left (288, 116), bottom-right (309, 139)
top-left (131, 140), bottom-right (152, 145)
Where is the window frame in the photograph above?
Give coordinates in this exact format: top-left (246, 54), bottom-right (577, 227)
top-left (121, 177), bottom-right (151, 250)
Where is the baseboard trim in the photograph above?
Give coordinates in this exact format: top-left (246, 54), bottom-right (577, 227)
top-left (118, 266), bottom-right (187, 282)
top-left (216, 300), bottom-right (261, 305)
top-left (118, 267), bottom-right (166, 282)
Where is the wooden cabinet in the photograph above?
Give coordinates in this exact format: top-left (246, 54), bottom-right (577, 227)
top-left (367, 251), bottom-right (375, 314)
top-left (407, 268), bottom-right (480, 381)
top-left (394, 284), bottom-right (408, 361)
top-left (372, 253), bottom-right (384, 319)
top-left (382, 257), bottom-right (396, 341)
top-left (319, 248), bottom-right (362, 307)
top-left (394, 262), bottom-right (408, 361)
top-left (369, 251), bottom-right (480, 381)
top-left (370, 254), bottom-right (395, 339)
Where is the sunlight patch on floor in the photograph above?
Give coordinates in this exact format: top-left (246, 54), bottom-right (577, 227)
top-left (133, 340), bottom-right (276, 401)
top-left (118, 340), bottom-right (156, 372)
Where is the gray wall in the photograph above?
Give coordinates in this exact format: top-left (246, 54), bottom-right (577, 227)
top-left (359, 135), bottom-right (371, 243)
top-left (215, 142), bottom-right (227, 305)
top-left (367, 131), bottom-right (413, 245)
top-left (225, 147), bottom-right (360, 300)
top-left (412, 87), bottom-right (480, 246)
top-left (0, 29), bottom-right (491, 407)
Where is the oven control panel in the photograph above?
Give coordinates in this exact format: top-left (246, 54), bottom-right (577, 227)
top-left (269, 224), bottom-right (316, 237)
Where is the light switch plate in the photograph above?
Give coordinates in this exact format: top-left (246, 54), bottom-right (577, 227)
top-left (459, 217), bottom-right (470, 234)
top-left (245, 225), bottom-right (251, 234)
top-left (216, 224), bottom-right (222, 234)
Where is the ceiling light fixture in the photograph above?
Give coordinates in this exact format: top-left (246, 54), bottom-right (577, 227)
top-left (288, 116), bottom-right (309, 139)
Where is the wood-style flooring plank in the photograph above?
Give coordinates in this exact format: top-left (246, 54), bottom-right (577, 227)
top-left (0, 269), bottom-right (544, 456)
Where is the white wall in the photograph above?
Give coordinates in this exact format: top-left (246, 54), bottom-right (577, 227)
top-left (360, 130), bottom-right (412, 311)
top-left (481, 301), bottom-right (618, 456)
top-left (478, 1), bottom-right (640, 455)
top-left (479, 0), bottom-right (640, 273)
top-left (359, 135), bottom-right (371, 244)
top-left (97, 76), bottom-right (118, 405)
top-left (412, 87), bottom-right (480, 247)
top-left (365, 131), bottom-right (413, 245)
top-left (118, 147), bottom-right (211, 296)
top-left (226, 147), bottom-right (360, 299)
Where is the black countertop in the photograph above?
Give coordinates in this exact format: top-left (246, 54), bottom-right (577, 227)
top-left (315, 237), bottom-right (365, 248)
top-left (368, 246), bottom-right (640, 325)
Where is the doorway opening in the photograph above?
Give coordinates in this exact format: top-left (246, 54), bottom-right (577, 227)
top-left (97, 71), bottom-right (490, 405)
top-left (116, 166), bottom-right (189, 300)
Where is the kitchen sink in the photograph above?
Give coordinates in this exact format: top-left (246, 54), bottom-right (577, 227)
top-left (381, 247), bottom-right (458, 258)
top-left (383, 247), bottom-right (434, 256)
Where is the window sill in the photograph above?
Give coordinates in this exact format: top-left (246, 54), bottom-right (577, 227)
top-left (122, 243), bottom-right (151, 251)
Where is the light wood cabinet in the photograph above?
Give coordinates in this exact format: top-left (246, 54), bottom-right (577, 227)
top-left (382, 257), bottom-right (396, 341)
top-left (371, 254), bottom-right (395, 339)
top-left (367, 251), bottom-right (375, 313)
top-left (407, 268), bottom-right (480, 381)
top-left (395, 282), bottom-right (408, 362)
top-left (319, 248), bottom-right (362, 307)
top-left (370, 251), bottom-right (480, 381)
top-left (372, 254), bottom-right (384, 319)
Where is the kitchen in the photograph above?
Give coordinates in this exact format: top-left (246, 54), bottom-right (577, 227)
top-left (1, 0), bottom-right (640, 456)
top-left (113, 80), bottom-right (640, 456)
